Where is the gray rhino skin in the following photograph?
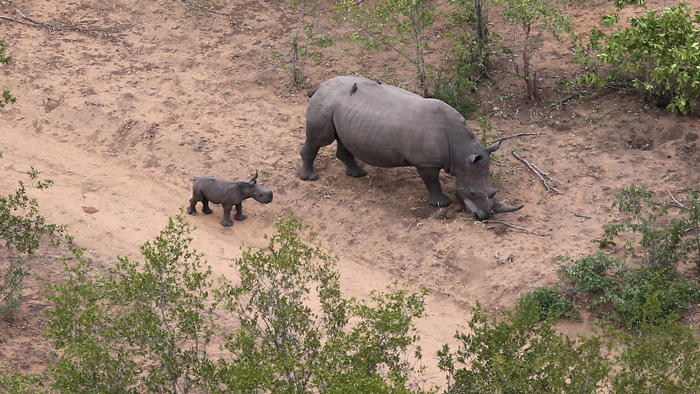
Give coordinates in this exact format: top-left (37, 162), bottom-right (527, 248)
top-left (298, 76), bottom-right (523, 220)
top-left (187, 172), bottom-right (273, 227)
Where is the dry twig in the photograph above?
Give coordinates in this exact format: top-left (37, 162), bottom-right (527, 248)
top-left (174, 0), bottom-right (205, 25)
top-left (668, 189), bottom-right (685, 208)
top-left (407, 218), bottom-right (419, 232)
top-left (488, 132), bottom-right (538, 145)
top-left (483, 220), bottom-right (548, 236)
top-left (512, 151), bottom-right (561, 193)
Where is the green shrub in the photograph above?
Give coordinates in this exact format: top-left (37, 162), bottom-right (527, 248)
top-left (41, 213), bottom-right (432, 394)
top-left (606, 267), bottom-right (700, 329)
top-left (516, 285), bottom-right (578, 321)
top-left (611, 321), bottom-right (700, 393)
top-left (437, 302), bottom-right (609, 394)
top-left (582, 2), bottom-right (700, 114)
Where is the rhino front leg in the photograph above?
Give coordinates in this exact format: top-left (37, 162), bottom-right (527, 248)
top-left (234, 203), bottom-right (247, 221)
top-left (417, 167), bottom-right (450, 207)
top-left (299, 143), bottom-right (321, 181)
top-left (336, 139), bottom-right (367, 178)
top-left (221, 205), bottom-right (234, 227)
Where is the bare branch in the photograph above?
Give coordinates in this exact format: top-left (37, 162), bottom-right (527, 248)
top-left (512, 151), bottom-right (560, 193)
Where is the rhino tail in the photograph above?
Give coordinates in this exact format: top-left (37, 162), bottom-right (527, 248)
top-left (350, 83), bottom-right (358, 96)
top-left (307, 85), bottom-right (321, 97)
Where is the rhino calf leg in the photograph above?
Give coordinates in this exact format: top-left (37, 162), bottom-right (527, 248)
top-left (234, 203), bottom-right (247, 221)
top-left (201, 198), bottom-right (214, 215)
top-left (336, 140), bottom-right (367, 178)
top-left (221, 205), bottom-right (234, 227)
top-left (299, 143), bottom-right (320, 181)
top-left (417, 167), bottom-right (451, 207)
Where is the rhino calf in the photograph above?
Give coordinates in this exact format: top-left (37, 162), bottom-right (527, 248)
top-left (187, 172), bottom-right (273, 227)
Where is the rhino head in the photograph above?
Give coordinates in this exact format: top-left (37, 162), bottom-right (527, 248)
top-left (454, 140), bottom-right (523, 220)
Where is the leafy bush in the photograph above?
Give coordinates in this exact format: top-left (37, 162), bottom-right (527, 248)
top-left (582, 2), bottom-right (700, 114)
top-left (40, 213), bottom-right (432, 394)
top-left (596, 184), bottom-right (694, 272)
top-left (606, 267), bottom-right (700, 329)
top-left (611, 321), bottom-right (700, 393)
top-left (0, 163), bottom-right (63, 314)
top-left (559, 184), bottom-right (700, 329)
top-left (563, 250), bottom-right (618, 295)
top-left (516, 285), bottom-right (578, 321)
top-left (437, 302), bottom-right (609, 394)
top-left (215, 214), bottom-right (430, 393)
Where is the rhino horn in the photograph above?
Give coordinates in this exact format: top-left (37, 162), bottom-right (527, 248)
top-left (491, 198), bottom-right (524, 214)
top-left (487, 188), bottom-right (500, 199)
top-left (250, 171), bottom-right (259, 184)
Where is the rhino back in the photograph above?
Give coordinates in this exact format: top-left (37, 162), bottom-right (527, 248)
top-left (193, 176), bottom-right (235, 204)
top-left (309, 77), bottom-right (464, 169)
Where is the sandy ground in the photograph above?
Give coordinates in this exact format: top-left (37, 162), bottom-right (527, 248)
top-left (2, 0), bottom-right (700, 382)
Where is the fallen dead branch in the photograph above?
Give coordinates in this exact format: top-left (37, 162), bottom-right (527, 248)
top-left (0, 9), bottom-right (65, 28)
top-left (488, 132), bottom-right (538, 145)
top-left (482, 219), bottom-right (548, 236)
top-left (512, 151), bottom-right (561, 193)
top-left (174, 0), bottom-right (205, 25)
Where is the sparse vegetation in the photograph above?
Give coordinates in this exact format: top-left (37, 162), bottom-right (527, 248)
top-left (0, 160), bottom-right (64, 315)
top-left (335, 0), bottom-right (437, 96)
top-left (0, 40), bottom-right (16, 108)
top-left (498, 0), bottom-right (575, 100)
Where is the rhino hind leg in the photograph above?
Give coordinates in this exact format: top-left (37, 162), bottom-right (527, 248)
top-left (299, 143), bottom-right (320, 181)
top-left (201, 198), bottom-right (214, 215)
top-left (417, 167), bottom-right (450, 207)
top-left (336, 140), bottom-right (367, 178)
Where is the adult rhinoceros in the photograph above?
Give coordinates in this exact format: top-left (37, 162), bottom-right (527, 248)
top-left (298, 76), bottom-right (523, 220)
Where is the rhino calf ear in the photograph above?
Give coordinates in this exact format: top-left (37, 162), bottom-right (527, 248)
top-left (249, 171), bottom-right (259, 184)
top-left (484, 140), bottom-right (502, 154)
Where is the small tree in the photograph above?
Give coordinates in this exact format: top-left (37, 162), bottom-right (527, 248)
top-left (335, 0), bottom-right (437, 96)
top-left (499, 0), bottom-right (575, 101)
top-left (288, 0), bottom-right (335, 87)
top-left (44, 213), bottom-right (217, 394)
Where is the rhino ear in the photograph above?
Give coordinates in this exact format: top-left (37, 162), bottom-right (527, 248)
top-left (484, 140), bottom-right (502, 154)
top-left (467, 154), bottom-right (483, 164)
top-left (250, 171), bottom-right (259, 185)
